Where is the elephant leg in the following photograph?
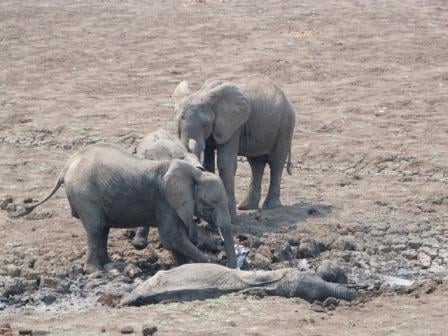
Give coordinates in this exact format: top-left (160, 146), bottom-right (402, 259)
top-left (188, 220), bottom-right (198, 246)
top-left (79, 209), bottom-right (110, 273)
top-left (238, 156), bottom-right (267, 210)
top-left (131, 226), bottom-right (149, 250)
top-left (158, 215), bottom-right (209, 264)
top-left (217, 134), bottom-right (240, 221)
top-left (263, 141), bottom-right (289, 210)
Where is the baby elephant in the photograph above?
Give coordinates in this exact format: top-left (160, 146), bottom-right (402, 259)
top-left (131, 128), bottom-right (202, 250)
top-left (10, 143), bottom-right (237, 272)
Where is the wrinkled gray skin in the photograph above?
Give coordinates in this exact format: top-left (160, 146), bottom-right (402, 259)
top-left (173, 76), bottom-right (296, 220)
top-left (10, 143), bottom-right (237, 272)
top-left (131, 129), bottom-right (203, 250)
top-left (121, 263), bottom-right (357, 306)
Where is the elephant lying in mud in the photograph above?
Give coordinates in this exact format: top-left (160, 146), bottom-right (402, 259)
top-left (10, 143), bottom-right (237, 272)
top-left (121, 263), bottom-right (357, 306)
top-left (131, 128), bottom-right (202, 249)
top-left (173, 76), bottom-right (296, 220)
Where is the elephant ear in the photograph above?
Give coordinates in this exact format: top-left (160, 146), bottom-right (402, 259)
top-left (199, 79), bottom-right (224, 93)
top-left (172, 80), bottom-right (192, 109)
top-left (203, 83), bottom-right (250, 145)
top-left (163, 159), bottom-right (202, 229)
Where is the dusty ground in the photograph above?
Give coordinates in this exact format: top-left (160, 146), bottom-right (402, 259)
top-left (1, 0), bottom-right (447, 335)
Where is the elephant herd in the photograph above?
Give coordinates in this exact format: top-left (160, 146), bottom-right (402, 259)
top-left (10, 76), bottom-right (297, 273)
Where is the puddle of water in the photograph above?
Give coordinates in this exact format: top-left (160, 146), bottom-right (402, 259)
top-left (382, 275), bottom-right (414, 288)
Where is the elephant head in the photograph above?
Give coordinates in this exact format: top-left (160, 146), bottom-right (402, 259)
top-left (163, 159), bottom-right (237, 268)
top-left (172, 80), bottom-right (250, 161)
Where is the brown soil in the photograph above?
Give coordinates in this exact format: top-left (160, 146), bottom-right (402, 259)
top-left (1, 0), bottom-right (447, 335)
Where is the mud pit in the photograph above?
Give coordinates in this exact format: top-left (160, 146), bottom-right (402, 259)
top-left (1, 0), bottom-right (447, 334)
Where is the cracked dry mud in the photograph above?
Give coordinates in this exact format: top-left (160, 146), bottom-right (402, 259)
top-left (0, 0), bottom-right (447, 335)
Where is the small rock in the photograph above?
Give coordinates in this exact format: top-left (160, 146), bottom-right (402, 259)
top-left (18, 329), bottom-right (33, 336)
top-left (310, 301), bottom-right (326, 313)
top-left (390, 244), bottom-right (407, 252)
top-left (317, 261), bottom-right (348, 284)
top-left (256, 245), bottom-right (273, 260)
top-left (401, 250), bottom-right (417, 260)
top-left (408, 240), bottom-right (422, 249)
top-left (250, 253), bottom-right (271, 269)
top-left (331, 236), bottom-right (359, 251)
top-left (104, 262), bottom-right (127, 276)
top-left (122, 230), bottom-right (136, 240)
top-left (124, 264), bottom-right (142, 279)
top-left (419, 246), bottom-right (438, 258)
top-left (41, 293), bottom-right (57, 305)
top-left (378, 245), bottom-right (391, 253)
top-left (27, 258), bottom-right (37, 269)
top-left (120, 326), bottom-right (134, 334)
top-left (3, 281), bottom-right (25, 298)
top-left (236, 234), bottom-right (249, 241)
top-left (322, 297), bottom-right (339, 309)
top-left (23, 198), bottom-right (34, 204)
top-left (100, 327), bottom-right (106, 333)
top-left (297, 235), bottom-right (321, 259)
top-left (142, 325), bottom-right (158, 336)
top-left (418, 252), bottom-right (432, 268)
top-left (272, 241), bottom-right (293, 262)
top-left (0, 196), bottom-right (13, 210)
top-left (248, 237), bottom-right (263, 249)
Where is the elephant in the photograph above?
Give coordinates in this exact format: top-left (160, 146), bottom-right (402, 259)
top-left (9, 143), bottom-right (237, 272)
top-left (172, 76), bottom-right (296, 220)
top-left (121, 263), bottom-right (357, 306)
top-left (130, 128), bottom-right (203, 250)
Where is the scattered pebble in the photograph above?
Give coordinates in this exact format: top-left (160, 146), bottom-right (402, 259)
top-left (310, 301), bottom-right (326, 313)
top-left (120, 326), bottom-right (135, 334)
top-left (142, 324), bottom-right (158, 336)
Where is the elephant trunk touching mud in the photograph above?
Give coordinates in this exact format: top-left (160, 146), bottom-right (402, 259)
top-left (121, 263), bottom-right (357, 306)
top-left (9, 143), bottom-right (237, 271)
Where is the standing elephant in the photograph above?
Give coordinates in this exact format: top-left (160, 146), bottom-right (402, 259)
top-left (130, 128), bottom-right (202, 250)
top-left (10, 143), bottom-right (237, 272)
top-left (173, 76), bottom-right (296, 220)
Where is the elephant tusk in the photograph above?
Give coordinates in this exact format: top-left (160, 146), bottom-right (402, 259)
top-left (200, 151), bottom-right (205, 165)
top-left (218, 227), bottom-right (225, 242)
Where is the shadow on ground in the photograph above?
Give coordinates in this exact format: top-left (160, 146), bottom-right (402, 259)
top-left (234, 202), bottom-right (332, 236)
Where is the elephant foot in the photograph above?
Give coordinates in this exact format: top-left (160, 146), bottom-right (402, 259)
top-left (262, 198), bottom-right (282, 210)
top-left (83, 262), bottom-right (105, 274)
top-left (131, 236), bottom-right (148, 250)
top-left (238, 198), bottom-right (259, 211)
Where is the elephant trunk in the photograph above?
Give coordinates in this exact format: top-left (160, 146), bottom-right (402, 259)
top-left (186, 138), bottom-right (205, 165)
top-left (219, 221), bottom-right (237, 269)
top-left (325, 282), bottom-right (357, 301)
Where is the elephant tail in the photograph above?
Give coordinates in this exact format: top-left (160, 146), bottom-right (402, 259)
top-left (8, 171), bottom-right (65, 218)
top-left (286, 146), bottom-right (293, 175)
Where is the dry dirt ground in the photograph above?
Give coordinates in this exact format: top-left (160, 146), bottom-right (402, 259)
top-left (1, 0), bottom-right (447, 335)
